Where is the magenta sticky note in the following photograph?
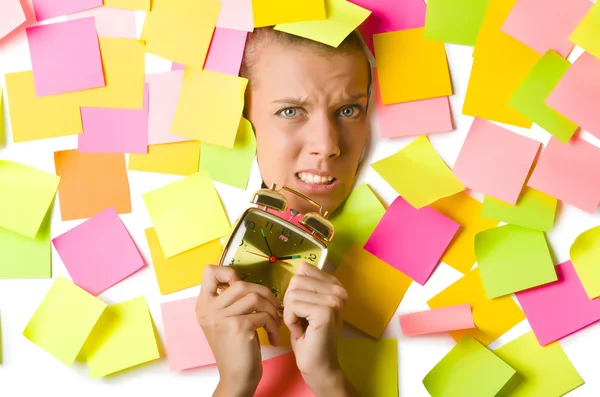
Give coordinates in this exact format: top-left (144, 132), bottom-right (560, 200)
top-left (79, 84), bottom-right (149, 153)
top-left (546, 52), bottom-right (600, 139)
top-left (255, 353), bottom-right (314, 397)
top-left (68, 7), bottom-right (137, 39)
top-left (32, 0), bottom-right (102, 21)
top-left (161, 297), bottom-right (216, 372)
top-left (399, 304), bottom-right (475, 336)
top-left (52, 207), bottom-right (146, 296)
top-left (216, 0), bottom-right (254, 32)
top-left (516, 261), bottom-right (600, 346)
top-left (26, 18), bottom-right (105, 97)
top-left (527, 136), bottom-right (600, 213)
top-left (364, 196), bottom-right (459, 285)
top-left (0, 0), bottom-right (26, 40)
top-left (453, 118), bottom-right (541, 204)
top-left (204, 28), bottom-right (248, 76)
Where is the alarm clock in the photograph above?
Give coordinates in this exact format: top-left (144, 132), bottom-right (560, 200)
top-left (219, 183), bottom-right (334, 303)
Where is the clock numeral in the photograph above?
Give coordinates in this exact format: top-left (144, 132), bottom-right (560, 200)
top-left (245, 220), bottom-right (255, 230)
top-left (239, 239), bottom-right (244, 247)
top-left (281, 227), bottom-right (292, 237)
top-left (229, 257), bottom-right (235, 266)
top-left (299, 237), bottom-right (304, 246)
top-left (265, 221), bottom-right (275, 230)
top-left (308, 253), bottom-right (317, 262)
top-left (241, 272), bottom-right (250, 281)
top-left (271, 287), bottom-right (279, 297)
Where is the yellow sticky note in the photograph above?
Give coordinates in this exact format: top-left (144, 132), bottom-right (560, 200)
top-left (0, 89), bottom-right (5, 147)
top-left (570, 226), bottom-right (600, 299)
top-left (104, 0), bottom-right (150, 10)
top-left (274, 0), bottom-right (371, 47)
top-left (82, 297), bottom-right (160, 379)
top-left (335, 245), bottom-right (412, 339)
top-left (374, 28), bottom-right (452, 104)
top-left (427, 268), bottom-right (525, 346)
top-left (23, 277), bottom-right (107, 366)
top-left (129, 141), bottom-right (201, 176)
top-left (143, 171), bottom-right (231, 258)
top-left (570, 1), bottom-right (600, 61)
top-left (171, 69), bottom-right (248, 148)
top-left (431, 192), bottom-right (499, 274)
top-left (252, 0), bottom-right (326, 28)
top-left (371, 136), bottom-right (465, 209)
top-left (141, 0), bottom-right (221, 67)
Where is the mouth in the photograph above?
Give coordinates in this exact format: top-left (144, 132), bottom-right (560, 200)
top-left (294, 171), bottom-right (340, 193)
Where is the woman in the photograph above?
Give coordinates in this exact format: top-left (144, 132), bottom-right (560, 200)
top-left (196, 27), bottom-right (372, 397)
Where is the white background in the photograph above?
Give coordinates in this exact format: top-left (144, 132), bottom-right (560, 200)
top-left (1, 6), bottom-right (600, 397)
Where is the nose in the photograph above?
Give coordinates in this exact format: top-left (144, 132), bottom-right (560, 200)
top-left (306, 114), bottom-right (341, 160)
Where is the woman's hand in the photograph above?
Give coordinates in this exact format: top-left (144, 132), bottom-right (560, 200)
top-left (196, 265), bottom-right (283, 397)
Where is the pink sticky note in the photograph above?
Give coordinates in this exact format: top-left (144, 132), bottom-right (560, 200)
top-left (216, 0), bottom-right (254, 32)
top-left (145, 72), bottom-right (191, 145)
top-left (255, 353), bottom-right (314, 397)
top-left (399, 304), bottom-right (475, 336)
top-left (527, 136), bottom-right (600, 213)
top-left (161, 297), bottom-right (216, 372)
top-left (453, 118), bottom-right (541, 204)
top-left (364, 196), bottom-right (459, 285)
top-left (546, 52), bottom-right (600, 139)
top-left (26, 18), bottom-right (105, 97)
top-left (204, 28), bottom-right (248, 76)
top-left (171, 62), bottom-right (185, 71)
top-left (516, 261), bottom-right (600, 346)
top-left (0, 0), bottom-right (26, 40)
top-left (79, 84), bottom-right (150, 153)
top-left (67, 7), bottom-right (137, 39)
top-left (52, 207), bottom-right (146, 296)
top-left (348, 0), bottom-right (426, 54)
top-left (32, 0), bottom-right (102, 21)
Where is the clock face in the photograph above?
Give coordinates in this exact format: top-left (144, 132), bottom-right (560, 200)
top-left (221, 209), bottom-right (326, 302)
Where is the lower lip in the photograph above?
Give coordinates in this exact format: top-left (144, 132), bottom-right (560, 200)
top-left (294, 174), bottom-right (340, 193)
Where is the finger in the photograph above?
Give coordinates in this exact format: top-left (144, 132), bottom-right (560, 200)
top-left (287, 274), bottom-right (348, 301)
top-left (200, 265), bottom-right (241, 298)
top-left (297, 262), bottom-right (342, 286)
top-left (242, 312), bottom-right (281, 347)
top-left (283, 300), bottom-right (336, 337)
top-left (223, 292), bottom-right (282, 326)
top-left (285, 289), bottom-right (345, 312)
top-left (216, 280), bottom-right (281, 310)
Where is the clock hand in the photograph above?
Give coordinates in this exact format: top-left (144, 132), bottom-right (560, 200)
top-left (276, 255), bottom-right (301, 260)
top-left (245, 250), bottom-right (293, 266)
top-left (260, 228), bottom-right (273, 256)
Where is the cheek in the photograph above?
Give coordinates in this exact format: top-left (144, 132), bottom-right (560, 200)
top-left (255, 123), bottom-right (302, 182)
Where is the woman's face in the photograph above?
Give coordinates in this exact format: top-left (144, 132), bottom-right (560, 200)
top-left (246, 41), bottom-right (371, 215)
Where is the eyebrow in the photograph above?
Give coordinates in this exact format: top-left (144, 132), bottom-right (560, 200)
top-left (272, 93), bottom-right (368, 107)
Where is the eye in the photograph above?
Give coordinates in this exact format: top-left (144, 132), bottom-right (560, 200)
top-left (277, 107), bottom-right (302, 119)
top-left (338, 105), bottom-right (362, 118)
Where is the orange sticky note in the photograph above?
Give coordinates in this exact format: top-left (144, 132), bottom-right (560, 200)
top-left (128, 141), bottom-right (201, 176)
top-left (399, 304), bottom-right (475, 336)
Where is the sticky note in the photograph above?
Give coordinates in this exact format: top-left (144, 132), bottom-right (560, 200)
top-left (0, 0), bottom-right (25, 40)
top-left (145, 71), bottom-right (189, 145)
top-left (23, 277), bottom-right (107, 366)
top-left (52, 207), bottom-right (145, 296)
top-left (509, 50), bottom-right (578, 143)
top-left (374, 28), bottom-right (452, 104)
top-left (143, 172), bottom-right (231, 258)
top-left (255, 353), bottom-right (313, 396)
top-left (103, 0), bottom-right (150, 11)
top-left (252, 0), bottom-right (326, 27)
top-left (0, 313), bottom-right (2, 363)
top-left (453, 118), bottom-right (540, 204)
top-left (424, 0), bottom-right (491, 45)
top-left (200, 117), bottom-right (256, 189)
top-left (527, 136), bottom-right (600, 213)
top-left (400, 305), bottom-right (475, 336)
top-left (275, 0), bottom-right (371, 48)
top-left (475, 225), bottom-right (557, 299)
top-left (0, 90), bottom-right (4, 147)
top-left (570, 1), bottom-right (600, 60)
top-left (423, 335), bottom-right (516, 397)
top-left (26, 18), bottom-right (105, 97)
top-left (571, 226), bottom-right (600, 299)
top-left (54, 150), bottom-right (131, 221)
top-left (172, 69), bottom-right (248, 148)
top-left (129, 141), bottom-right (201, 176)
top-left (371, 136), bottom-right (465, 209)
top-left (217, 0), bottom-right (254, 32)
top-left (334, 245), bottom-right (412, 339)
top-left (431, 192), bottom-right (499, 274)
top-left (364, 196), bottom-right (459, 285)
top-left (481, 188), bottom-right (557, 232)
top-left (494, 332), bottom-right (583, 397)
top-left (427, 268), bottom-right (526, 346)
top-left (32, 0), bottom-right (102, 21)
top-left (141, 0), bottom-right (220, 68)
top-left (82, 297), bottom-right (160, 379)
top-left (546, 52), bottom-right (600, 139)
top-left (204, 28), bottom-right (248, 76)
top-left (68, 7), bottom-right (137, 39)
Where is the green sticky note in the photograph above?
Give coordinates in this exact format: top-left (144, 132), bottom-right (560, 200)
top-left (200, 117), bottom-right (256, 190)
top-left (509, 50), bottom-right (578, 143)
top-left (424, 0), bottom-right (491, 45)
top-left (23, 277), bottom-right (107, 366)
top-left (494, 332), bottom-right (584, 397)
top-left (475, 225), bottom-right (557, 299)
top-left (338, 338), bottom-right (398, 396)
top-left (0, 90), bottom-right (5, 147)
top-left (570, 226), bottom-right (600, 299)
top-left (481, 188), bottom-right (557, 232)
top-left (570, 1), bottom-right (600, 61)
top-left (423, 335), bottom-right (516, 397)
top-left (0, 160), bottom-right (60, 238)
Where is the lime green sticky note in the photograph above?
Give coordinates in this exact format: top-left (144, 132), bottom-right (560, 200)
top-left (509, 50), bottom-right (578, 143)
top-left (570, 226), bottom-right (600, 299)
top-left (475, 225), bottom-right (557, 299)
top-left (423, 335), bottom-right (516, 397)
top-left (338, 338), bottom-right (398, 396)
top-left (481, 188), bottom-right (557, 232)
top-left (570, 2), bottom-right (600, 61)
top-left (424, 0), bottom-right (491, 45)
top-left (143, 171), bottom-right (231, 258)
top-left (0, 90), bottom-right (5, 147)
top-left (200, 117), bottom-right (256, 190)
top-left (82, 297), bottom-right (160, 379)
top-left (0, 160), bottom-right (60, 238)
top-left (494, 332), bottom-right (583, 397)
top-left (371, 136), bottom-right (465, 209)
top-left (274, 0), bottom-right (371, 47)
top-left (23, 277), bottom-right (107, 366)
